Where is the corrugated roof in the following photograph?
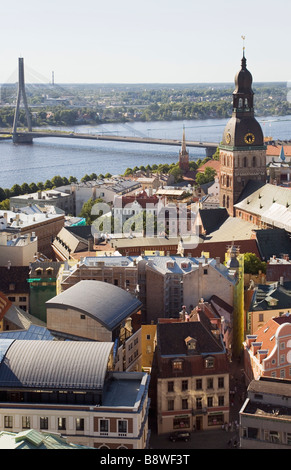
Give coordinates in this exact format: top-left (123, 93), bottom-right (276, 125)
top-left (46, 280), bottom-right (142, 330)
top-left (0, 340), bottom-right (113, 390)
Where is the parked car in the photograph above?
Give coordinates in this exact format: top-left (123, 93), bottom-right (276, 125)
top-left (169, 431), bottom-right (191, 442)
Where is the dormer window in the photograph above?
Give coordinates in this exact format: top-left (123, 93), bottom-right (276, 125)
top-left (172, 359), bottom-right (183, 371)
top-left (185, 336), bottom-right (197, 352)
top-left (205, 357), bottom-right (214, 369)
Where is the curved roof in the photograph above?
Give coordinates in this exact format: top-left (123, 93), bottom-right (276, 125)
top-left (0, 340), bottom-right (113, 390)
top-left (46, 280), bottom-right (142, 330)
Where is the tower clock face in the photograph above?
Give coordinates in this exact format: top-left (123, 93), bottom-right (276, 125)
top-left (225, 133), bottom-right (231, 144)
top-left (244, 132), bottom-right (255, 144)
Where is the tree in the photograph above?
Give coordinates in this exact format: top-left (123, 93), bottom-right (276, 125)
top-left (0, 187), bottom-right (6, 202)
top-left (21, 183), bottom-right (30, 194)
top-left (0, 199), bottom-right (10, 210)
top-left (169, 165), bottom-right (183, 183)
top-left (10, 184), bottom-right (22, 197)
top-left (244, 253), bottom-right (267, 274)
top-left (29, 182), bottom-right (38, 193)
top-left (44, 180), bottom-right (53, 190)
top-left (69, 176), bottom-right (78, 183)
top-left (78, 197), bottom-right (104, 225)
top-left (51, 175), bottom-right (65, 187)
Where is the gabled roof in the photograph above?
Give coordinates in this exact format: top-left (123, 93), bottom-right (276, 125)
top-left (255, 228), bottom-right (291, 260)
top-left (157, 317), bottom-right (224, 357)
top-left (248, 314), bottom-right (291, 359)
top-left (249, 281), bottom-right (291, 312)
top-left (199, 208), bottom-right (229, 234)
top-left (0, 267), bottom-right (30, 293)
top-left (235, 183), bottom-right (291, 222)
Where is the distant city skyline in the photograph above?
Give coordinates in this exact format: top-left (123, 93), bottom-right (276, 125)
top-left (1, 0), bottom-right (291, 85)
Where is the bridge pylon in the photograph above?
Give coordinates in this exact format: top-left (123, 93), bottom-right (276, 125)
top-left (12, 57), bottom-right (33, 143)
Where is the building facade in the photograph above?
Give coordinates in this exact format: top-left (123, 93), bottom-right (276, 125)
top-left (240, 377), bottom-right (291, 449)
top-left (152, 316), bottom-right (229, 434)
top-left (0, 340), bottom-right (150, 449)
top-left (243, 314), bottom-right (291, 384)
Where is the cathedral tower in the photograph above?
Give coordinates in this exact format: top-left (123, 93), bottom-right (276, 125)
top-left (219, 50), bottom-right (266, 216)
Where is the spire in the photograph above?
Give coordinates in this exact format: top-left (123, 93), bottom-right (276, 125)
top-left (181, 125), bottom-right (186, 153)
top-left (279, 146), bottom-right (285, 161)
top-left (241, 35), bottom-right (246, 69)
top-left (179, 125), bottom-right (189, 172)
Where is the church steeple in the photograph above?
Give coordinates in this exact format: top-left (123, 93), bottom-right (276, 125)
top-left (219, 44), bottom-right (267, 216)
top-left (179, 125), bottom-right (189, 172)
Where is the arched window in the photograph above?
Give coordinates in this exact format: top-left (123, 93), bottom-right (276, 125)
top-left (226, 175), bottom-right (230, 187)
top-left (223, 194), bottom-right (226, 207)
top-left (243, 156), bottom-right (247, 168)
top-left (226, 196), bottom-right (230, 208)
top-left (252, 156), bottom-right (256, 167)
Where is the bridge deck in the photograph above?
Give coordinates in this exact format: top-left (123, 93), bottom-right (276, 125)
top-left (0, 129), bottom-right (218, 148)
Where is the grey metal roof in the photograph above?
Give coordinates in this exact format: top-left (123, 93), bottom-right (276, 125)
top-left (0, 340), bottom-right (113, 390)
top-left (46, 280), bottom-right (142, 330)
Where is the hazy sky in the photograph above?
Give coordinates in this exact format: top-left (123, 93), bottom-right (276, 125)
top-left (1, 0), bottom-right (291, 84)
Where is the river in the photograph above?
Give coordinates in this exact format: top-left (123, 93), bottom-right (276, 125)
top-left (0, 115), bottom-right (290, 188)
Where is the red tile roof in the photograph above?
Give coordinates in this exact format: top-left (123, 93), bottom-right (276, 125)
top-left (266, 145), bottom-right (291, 157)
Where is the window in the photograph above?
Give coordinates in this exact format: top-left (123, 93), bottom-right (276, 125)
top-left (4, 416), bottom-right (13, 428)
top-left (280, 342), bottom-right (285, 350)
top-left (114, 279), bottom-right (118, 286)
top-left (218, 377), bottom-right (224, 388)
top-left (207, 378), bottom-right (213, 389)
top-left (167, 381), bottom-right (174, 392)
top-left (57, 417), bottom-right (66, 431)
top-left (172, 360), bottom-right (183, 371)
top-left (207, 397), bottom-right (213, 407)
top-left (182, 398), bottom-right (188, 410)
top-left (218, 396), bottom-right (224, 406)
top-left (168, 399), bottom-right (174, 411)
top-left (22, 416), bottom-right (30, 429)
top-left (259, 313), bottom-right (264, 323)
top-left (181, 380), bottom-right (188, 391)
top-left (270, 431), bottom-right (280, 443)
top-left (280, 369), bottom-right (285, 378)
top-left (118, 420), bottom-right (127, 435)
top-left (76, 418), bottom-right (84, 431)
top-left (19, 296), bottom-right (27, 302)
top-left (80, 314), bottom-right (86, 320)
top-left (280, 354), bottom-right (286, 363)
top-left (248, 427), bottom-right (259, 439)
top-left (40, 417), bottom-right (48, 430)
top-left (196, 379), bottom-right (202, 390)
top-left (203, 269), bottom-right (208, 275)
top-left (205, 357), bottom-right (214, 369)
top-left (196, 397), bottom-right (202, 409)
top-left (100, 419), bottom-right (109, 434)
top-left (146, 334), bottom-right (151, 340)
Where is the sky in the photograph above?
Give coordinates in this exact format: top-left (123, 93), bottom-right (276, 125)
top-left (1, 0), bottom-right (291, 84)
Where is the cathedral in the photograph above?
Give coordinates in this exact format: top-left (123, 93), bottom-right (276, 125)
top-left (219, 50), bottom-right (267, 216)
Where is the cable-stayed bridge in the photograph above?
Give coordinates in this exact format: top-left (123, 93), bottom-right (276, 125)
top-left (0, 58), bottom-right (219, 156)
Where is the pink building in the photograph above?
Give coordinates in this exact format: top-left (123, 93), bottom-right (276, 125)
top-left (243, 313), bottom-right (291, 384)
